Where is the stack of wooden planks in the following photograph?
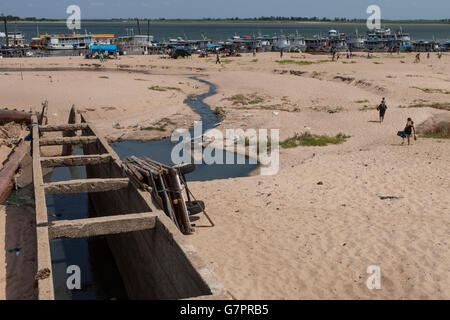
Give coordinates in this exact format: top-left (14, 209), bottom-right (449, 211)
top-left (122, 156), bottom-right (193, 234)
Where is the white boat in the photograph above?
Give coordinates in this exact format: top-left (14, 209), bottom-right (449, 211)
top-left (0, 32), bottom-right (26, 47)
top-left (287, 33), bottom-right (306, 52)
top-left (272, 35), bottom-right (290, 50)
top-left (327, 30), bottom-right (348, 52)
top-left (117, 35), bottom-right (154, 55)
top-left (40, 33), bottom-right (114, 50)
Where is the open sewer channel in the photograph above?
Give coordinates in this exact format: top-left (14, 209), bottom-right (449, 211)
top-left (44, 76), bottom-right (258, 299)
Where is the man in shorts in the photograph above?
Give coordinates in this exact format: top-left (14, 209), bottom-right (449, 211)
top-left (377, 97), bottom-right (388, 123)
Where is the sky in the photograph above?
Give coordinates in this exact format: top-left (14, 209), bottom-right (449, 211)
top-left (0, 0), bottom-right (449, 20)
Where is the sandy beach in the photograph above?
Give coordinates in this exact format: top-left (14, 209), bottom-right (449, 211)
top-left (0, 51), bottom-right (449, 299)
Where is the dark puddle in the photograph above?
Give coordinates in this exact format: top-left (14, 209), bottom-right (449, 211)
top-left (45, 148), bottom-right (128, 300)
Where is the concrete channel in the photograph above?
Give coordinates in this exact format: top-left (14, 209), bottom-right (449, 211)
top-left (31, 109), bottom-right (230, 300)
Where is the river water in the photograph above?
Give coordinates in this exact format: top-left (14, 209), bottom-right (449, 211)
top-left (6, 22), bottom-right (450, 42)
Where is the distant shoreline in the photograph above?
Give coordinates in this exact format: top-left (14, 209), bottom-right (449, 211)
top-left (9, 20), bottom-right (450, 25)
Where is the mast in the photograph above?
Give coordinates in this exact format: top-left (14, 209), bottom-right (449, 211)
top-left (14, 21), bottom-right (17, 47)
top-left (147, 19), bottom-right (150, 42)
top-left (136, 19), bottom-right (141, 35)
top-left (3, 17), bottom-right (9, 48)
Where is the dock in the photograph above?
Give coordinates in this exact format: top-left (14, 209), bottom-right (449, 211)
top-left (31, 106), bottom-right (229, 300)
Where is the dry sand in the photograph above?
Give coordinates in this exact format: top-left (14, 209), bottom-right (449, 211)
top-left (0, 51), bottom-right (449, 299)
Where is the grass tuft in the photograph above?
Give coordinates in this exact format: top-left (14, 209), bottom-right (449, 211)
top-left (280, 132), bottom-right (350, 148)
top-left (224, 94), bottom-right (264, 106)
top-left (148, 86), bottom-right (181, 92)
top-left (399, 102), bottom-right (450, 111)
top-left (419, 123), bottom-right (450, 139)
top-left (410, 86), bottom-right (450, 94)
top-left (149, 86), bottom-right (167, 91)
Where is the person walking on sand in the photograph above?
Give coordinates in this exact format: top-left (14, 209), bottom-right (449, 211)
top-left (415, 53), bottom-right (421, 63)
top-left (377, 97), bottom-right (388, 123)
top-left (438, 51), bottom-right (442, 59)
top-left (216, 53), bottom-right (221, 64)
top-left (253, 49), bottom-right (256, 57)
top-left (280, 48), bottom-right (284, 58)
top-left (397, 118), bottom-right (417, 145)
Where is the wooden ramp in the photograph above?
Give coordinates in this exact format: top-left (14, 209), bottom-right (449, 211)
top-left (31, 106), bottom-right (228, 300)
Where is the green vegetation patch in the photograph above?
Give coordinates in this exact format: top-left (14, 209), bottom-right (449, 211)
top-left (213, 107), bottom-right (226, 118)
top-left (359, 105), bottom-right (377, 111)
top-left (312, 106), bottom-right (344, 113)
top-left (224, 94), bottom-right (264, 105)
top-left (148, 86), bottom-right (181, 92)
top-left (276, 60), bottom-right (314, 66)
top-left (149, 86), bottom-right (167, 91)
top-left (399, 102), bottom-right (450, 111)
top-left (280, 132), bottom-right (350, 148)
top-left (410, 86), bottom-right (450, 94)
top-left (419, 123), bottom-right (450, 139)
top-left (140, 118), bottom-right (176, 132)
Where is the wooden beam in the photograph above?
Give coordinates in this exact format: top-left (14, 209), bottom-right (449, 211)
top-left (0, 140), bottom-right (29, 203)
top-left (40, 154), bottom-right (111, 168)
top-left (39, 123), bottom-right (88, 132)
top-left (48, 212), bottom-right (158, 240)
top-left (39, 136), bottom-right (97, 146)
top-left (44, 178), bottom-right (129, 195)
top-left (31, 115), bottom-right (55, 300)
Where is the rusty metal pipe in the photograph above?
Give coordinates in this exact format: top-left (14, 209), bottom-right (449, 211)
top-left (0, 109), bottom-right (33, 124)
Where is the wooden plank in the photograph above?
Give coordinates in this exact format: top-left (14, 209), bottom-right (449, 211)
top-left (62, 105), bottom-right (81, 156)
top-left (80, 113), bottom-right (123, 167)
top-left (31, 115), bottom-right (55, 300)
top-left (44, 178), bottom-right (129, 195)
top-left (48, 212), bottom-right (158, 240)
top-left (39, 136), bottom-right (97, 146)
top-left (166, 168), bottom-right (193, 234)
top-left (0, 140), bottom-right (29, 203)
top-left (39, 123), bottom-right (88, 132)
top-left (40, 154), bottom-right (111, 167)
top-left (39, 101), bottom-right (48, 125)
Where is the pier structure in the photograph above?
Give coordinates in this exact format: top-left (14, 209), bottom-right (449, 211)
top-left (31, 106), bottom-right (229, 300)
